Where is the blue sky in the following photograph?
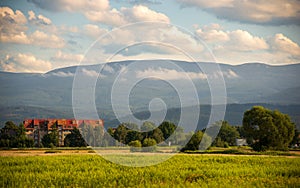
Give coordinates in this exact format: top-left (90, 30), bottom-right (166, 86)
top-left (0, 0), bottom-right (300, 72)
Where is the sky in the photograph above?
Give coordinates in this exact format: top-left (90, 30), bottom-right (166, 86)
top-left (0, 0), bottom-right (300, 73)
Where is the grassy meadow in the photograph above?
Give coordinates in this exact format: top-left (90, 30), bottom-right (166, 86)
top-left (1, 152), bottom-right (300, 187)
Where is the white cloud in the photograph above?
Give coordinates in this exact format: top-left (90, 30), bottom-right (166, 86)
top-left (28, 10), bottom-right (52, 25)
top-left (94, 23), bottom-right (205, 60)
top-left (121, 5), bottom-right (170, 23)
top-left (30, 30), bottom-right (65, 48)
top-left (136, 68), bottom-right (207, 80)
top-left (226, 30), bottom-right (269, 51)
top-left (222, 69), bottom-right (239, 78)
top-left (194, 24), bottom-right (300, 65)
top-left (0, 7), bottom-right (28, 43)
top-left (28, 0), bottom-right (110, 12)
top-left (269, 33), bottom-right (300, 56)
top-left (52, 51), bottom-right (83, 62)
top-left (28, 1), bottom-right (170, 26)
top-left (81, 68), bottom-right (106, 77)
top-left (196, 24), bottom-right (268, 51)
top-left (102, 65), bottom-right (114, 73)
top-left (0, 7), bottom-right (27, 25)
top-left (0, 54), bottom-right (52, 73)
top-left (196, 24), bottom-right (229, 43)
top-left (177, 0), bottom-right (300, 25)
top-left (0, 32), bottom-right (30, 44)
top-left (51, 71), bottom-right (74, 77)
top-left (0, 7), bottom-right (64, 48)
top-left (50, 51), bottom-right (84, 69)
top-left (84, 8), bottom-right (127, 26)
top-left (83, 24), bottom-right (108, 39)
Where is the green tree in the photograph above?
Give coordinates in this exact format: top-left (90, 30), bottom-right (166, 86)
top-left (113, 124), bottom-right (128, 145)
top-left (123, 122), bottom-right (139, 131)
top-left (42, 126), bottom-right (59, 148)
top-left (291, 128), bottom-right (300, 147)
top-left (103, 130), bottom-right (116, 146)
top-left (149, 128), bottom-right (164, 144)
top-left (243, 106), bottom-right (295, 151)
top-left (141, 121), bottom-right (156, 132)
top-left (158, 121), bottom-right (176, 140)
top-left (182, 131), bottom-right (203, 151)
top-left (64, 127), bottom-right (87, 147)
top-left (211, 121), bottom-right (240, 147)
top-left (0, 121), bottom-right (33, 148)
top-left (125, 130), bottom-right (142, 144)
top-left (169, 126), bottom-right (185, 145)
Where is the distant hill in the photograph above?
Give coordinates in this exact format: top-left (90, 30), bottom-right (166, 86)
top-left (0, 60), bottom-right (299, 129)
top-left (1, 104), bottom-right (299, 130)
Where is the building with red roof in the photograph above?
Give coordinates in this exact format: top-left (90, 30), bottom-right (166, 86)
top-left (23, 119), bottom-right (104, 146)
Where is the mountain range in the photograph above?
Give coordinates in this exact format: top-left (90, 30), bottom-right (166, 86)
top-left (0, 60), bottom-right (299, 128)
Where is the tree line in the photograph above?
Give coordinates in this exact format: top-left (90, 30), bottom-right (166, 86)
top-left (0, 106), bottom-right (299, 151)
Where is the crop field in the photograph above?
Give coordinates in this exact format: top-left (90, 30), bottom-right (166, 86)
top-left (1, 153), bottom-right (300, 187)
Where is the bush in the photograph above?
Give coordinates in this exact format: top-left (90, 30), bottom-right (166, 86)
top-left (129, 140), bottom-right (142, 152)
top-left (142, 138), bottom-right (157, 152)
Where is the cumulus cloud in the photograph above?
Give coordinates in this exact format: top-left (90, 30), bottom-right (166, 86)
top-left (177, 0), bottom-right (300, 25)
top-left (0, 7), bottom-right (28, 43)
top-left (83, 24), bottom-right (108, 39)
top-left (0, 7), bottom-right (64, 48)
top-left (226, 30), bottom-right (269, 51)
top-left (196, 24), bottom-right (268, 52)
top-left (268, 33), bottom-right (300, 56)
top-left (28, 10), bottom-right (52, 25)
top-left (121, 5), bottom-right (170, 23)
top-left (136, 68), bottom-right (207, 80)
top-left (195, 24), bottom-right (300, 65)
top-left (30, 30), bottom-right (65, 48)
top-left (94, 23), bottom-right (204, 60)
top-left (27, 0), bottom-right (109, 12)
top-left (195, 24), bottom-right (229, 43)
top-left (0, 54), bottom-right (52, 73)
top-left (28, 0), bottom-right (170, 26)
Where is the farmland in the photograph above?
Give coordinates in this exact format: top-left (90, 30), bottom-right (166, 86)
top-left (1, 152), bottom-right (299, 187)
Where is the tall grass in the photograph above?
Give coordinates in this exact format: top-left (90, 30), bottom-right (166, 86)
top-left (0, 154), bottom-right (299, 187)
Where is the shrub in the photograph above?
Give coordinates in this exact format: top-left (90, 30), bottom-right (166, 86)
top-left (142, 138), bottom-right (157, 152)
top-left (129, 140), bottom-right (142, 152)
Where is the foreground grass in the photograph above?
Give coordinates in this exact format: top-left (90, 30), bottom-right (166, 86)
top-left (0, 154), bottom-right (299, 187)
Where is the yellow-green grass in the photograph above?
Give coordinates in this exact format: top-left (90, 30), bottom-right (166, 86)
top-left (1, 154), bottom-right (299, 187)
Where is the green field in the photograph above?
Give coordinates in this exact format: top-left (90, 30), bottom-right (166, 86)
top-left (1, 154), bottom-right (300, 187)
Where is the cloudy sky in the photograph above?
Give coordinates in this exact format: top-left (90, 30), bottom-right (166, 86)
top-left (0, 0), bottom-right (300, 73)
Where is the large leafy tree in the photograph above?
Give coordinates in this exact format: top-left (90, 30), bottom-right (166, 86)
top-left (182, 131), bottom-right (211, 151)
top-left (42, 126), bottom-right (59, 148)
top-left (0, 121), bottom-right (33, 148)
top-left (158, 121), bottom-right (176, 140)
top-left (64, 127), bottom-right (87, 147)
top-left (113, 124), bottom-right (129, 144)
top-left (211, 121), bottom-right (240, 147)
top-left (243, 106), bottom-right (295, 151)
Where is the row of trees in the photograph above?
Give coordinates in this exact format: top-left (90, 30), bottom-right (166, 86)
top-left (0, 106), bottom-right (299, 151)
top-left (109, 120), bottom-right (243, 151)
